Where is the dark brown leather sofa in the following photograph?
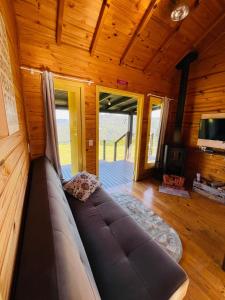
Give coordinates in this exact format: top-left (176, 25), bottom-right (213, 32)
top-left (13, 157), bottom-right (188, 300)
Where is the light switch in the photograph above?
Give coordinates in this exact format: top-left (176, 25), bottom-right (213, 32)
top-left (88, 139), bottom-right (94, 147)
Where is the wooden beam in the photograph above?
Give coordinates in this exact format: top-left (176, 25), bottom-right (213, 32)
top-left (56, 0), bottom-right (65, 45)
top-left (100, 109), bottom-right (136, 115)
top-left (120, 0), bottom-right (159, 65)
top-left (106, 96), bottom-right (131, 109)
top-left (129, 107), bottom-right (137, 113)
top-left (100, 92), bottom-right (109, 100)
top-left (99, 94), bottom-right (113, 103)
top-left (90, 0), bottom-right (111, 56)
top-left (122, 103), bottom-right (137, 111)
top-left (100, 96), bottom-right (128, 111)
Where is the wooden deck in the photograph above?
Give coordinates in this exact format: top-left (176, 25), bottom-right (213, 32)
top-left (99, 160), bottom-right (134, 189)
top-left (61, 160), bottom-right (134, 189)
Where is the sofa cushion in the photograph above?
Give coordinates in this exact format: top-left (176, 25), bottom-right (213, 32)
top-left (14, 157), bottom-right (100, 300)
top-left (63, 171), bottom-right (101, 201)
top-left (67, 188), bottom-right (188, 300)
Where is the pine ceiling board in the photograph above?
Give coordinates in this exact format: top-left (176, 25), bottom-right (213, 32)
top-left (124, 43), bottom-right (156, 70)
top-left (124, 16), bottom-right (171, 69)
top-left (14, 0), bottom-right (225, 77)
top-left (197, 17), bottom-right (225, 59)
top-left (144, 0), bottom-right (225, 74)
top-left (147, 30), bottom-right (191, 74)
top-left (190, 1), bottom-right (223, 32)
top-left (62, 22), bottom-right (92, 50)
top-left (61, 0), bottom-right (102, 50)
top-left (152, 0), bottom-right (180, 29)
top-left (204, 0), bottom-right (225, 16)
top-left (166, 1), bottom-right (225, 72)
top-left (14, 0), bottom-right (57, 40)
top-left (93, 0), bottom-right (150, 60)
top-left (178, 15), bottom-right (204, 44)
top-left (123, 0), bottom-right (192, 70)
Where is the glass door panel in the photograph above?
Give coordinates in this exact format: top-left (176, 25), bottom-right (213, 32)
top-left (145, 98), bottom-right (163, 168)
top-left (54, 80), bottom-right (84, 179)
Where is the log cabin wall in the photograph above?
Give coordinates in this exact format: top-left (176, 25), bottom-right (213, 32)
top-left (0, 1), bottom-right (29, 300)
top-left (13, 0), bottom-right (225, 179)
top-left (20, 50), bottom-right (174, 177)
top-left (182, 30), bottom-right (225, 183)
top-left (14, 0), bottom-right (177, 177)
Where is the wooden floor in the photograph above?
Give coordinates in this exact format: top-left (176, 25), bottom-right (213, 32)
top-left (107, 179), bottom-right (225, 300)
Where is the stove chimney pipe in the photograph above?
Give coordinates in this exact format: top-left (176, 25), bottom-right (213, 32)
top-left (173, 51), bottom-right (198, 144)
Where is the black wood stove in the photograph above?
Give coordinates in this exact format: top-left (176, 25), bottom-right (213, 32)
top-left (163, 51), bottom-right (198, 177)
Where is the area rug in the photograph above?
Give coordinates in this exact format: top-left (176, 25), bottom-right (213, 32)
top-left (111, 192), bottom-right (183, 263)
top-left (159, 185), bottom-right (190, 198)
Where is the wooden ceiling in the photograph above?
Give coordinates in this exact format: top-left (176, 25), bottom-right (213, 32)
top-left (14, 0), bottom-right (225, 76)
top-left (99, 92), bottom-right (137, 114)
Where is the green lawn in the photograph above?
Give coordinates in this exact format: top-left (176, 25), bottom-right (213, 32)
top-left (58, 144), bottom-right (71, 165)
top-left (58, 139), bottom-right (135, 166)
top-left (99, 139), bottom-right (135, 162)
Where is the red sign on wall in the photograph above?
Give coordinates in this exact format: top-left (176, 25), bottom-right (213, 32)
top-left (117, 79), bottom-right (128, 86)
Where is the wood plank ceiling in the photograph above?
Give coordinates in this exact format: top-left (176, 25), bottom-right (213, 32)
top-left (99, 93), bottom-right (138, 114)
top-left (14, 0), bottom-right (225, 76)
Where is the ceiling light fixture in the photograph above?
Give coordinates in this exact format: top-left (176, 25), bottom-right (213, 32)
top-left (107, 98), bottom-right (111, 106)
top-left (170, 1), bottom-right (189, 21)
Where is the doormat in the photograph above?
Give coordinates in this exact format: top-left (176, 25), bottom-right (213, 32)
top-left (159, 185), bottom-right (190, 198)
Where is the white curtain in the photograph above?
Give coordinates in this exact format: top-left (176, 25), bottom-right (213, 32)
top-left (155, 97), bottom-right (170, 168)
top-left (42, 71), bottom-right (62, 178)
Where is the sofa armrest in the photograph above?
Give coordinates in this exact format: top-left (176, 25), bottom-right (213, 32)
top-left (169, 278), bottom-right (189, 300)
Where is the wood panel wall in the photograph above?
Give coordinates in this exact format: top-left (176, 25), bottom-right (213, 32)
top-left (17, 25), bottom-right (176, 177)
top-left (0, 2), bottom-right (29, 300)
top-left (182, 34), bottom-right (225, 182)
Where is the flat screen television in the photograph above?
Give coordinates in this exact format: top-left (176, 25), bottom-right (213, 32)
top-left (197, 113), bottom-right (225, 150)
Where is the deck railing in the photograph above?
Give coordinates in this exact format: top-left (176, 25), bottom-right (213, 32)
top-left (101, 132), bottom-right (130, 161)
top-left (114, 133), bottom-right (127, 161)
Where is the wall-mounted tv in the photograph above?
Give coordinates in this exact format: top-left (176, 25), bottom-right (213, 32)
top-left (197, 113), bottom-right (225, 150)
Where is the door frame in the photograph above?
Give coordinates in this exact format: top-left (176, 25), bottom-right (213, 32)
top-left (96, 85), bottom-right (144, 181)
top-left (54, 78), bottom-right (86, 172)
top-left (144, 96), bottom-right (163, 170)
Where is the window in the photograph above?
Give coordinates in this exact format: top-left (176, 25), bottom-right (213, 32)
top-left (145, 97), bottom-right (163, 168)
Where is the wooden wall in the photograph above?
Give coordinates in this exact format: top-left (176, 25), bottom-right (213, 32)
top-left (0, 1), bottom-right (29, 300)
top-left (13, 0), bottom-right (225, 185)
top-left (17, 22), bottom-right (176, 177)
top-left (182, 34), bottom-right (225, 182)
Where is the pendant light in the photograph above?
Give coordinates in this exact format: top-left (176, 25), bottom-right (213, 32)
top-left (170, 0), bottom-right (190, 21)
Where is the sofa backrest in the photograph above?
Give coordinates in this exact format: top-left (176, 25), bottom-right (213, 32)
top-left (14, 157), bottom-right (101, 300)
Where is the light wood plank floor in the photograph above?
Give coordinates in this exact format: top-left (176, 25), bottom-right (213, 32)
top-left (107, 179), bottom-right (225, 300)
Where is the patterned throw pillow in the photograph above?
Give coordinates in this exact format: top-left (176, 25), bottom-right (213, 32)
top-left (63, 172), bottom-right (101, 202)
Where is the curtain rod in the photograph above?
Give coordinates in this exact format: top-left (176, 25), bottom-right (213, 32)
top-left (20, 66), bottom-right (94, 85)
top-left (147, 93), bottom-right (174, 101)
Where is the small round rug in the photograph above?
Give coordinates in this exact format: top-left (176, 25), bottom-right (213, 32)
top-left (111, 192), bottom-right (183, 263)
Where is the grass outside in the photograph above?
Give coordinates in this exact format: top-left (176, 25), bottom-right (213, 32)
top-left (58, 139), bottom-right (136, 166)
top-left (147, 135), bottom-right (159, 162)
top-left (99, 139), bottom-right (135, 162)
top-left (58, 143), bottom-right (71, 165)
